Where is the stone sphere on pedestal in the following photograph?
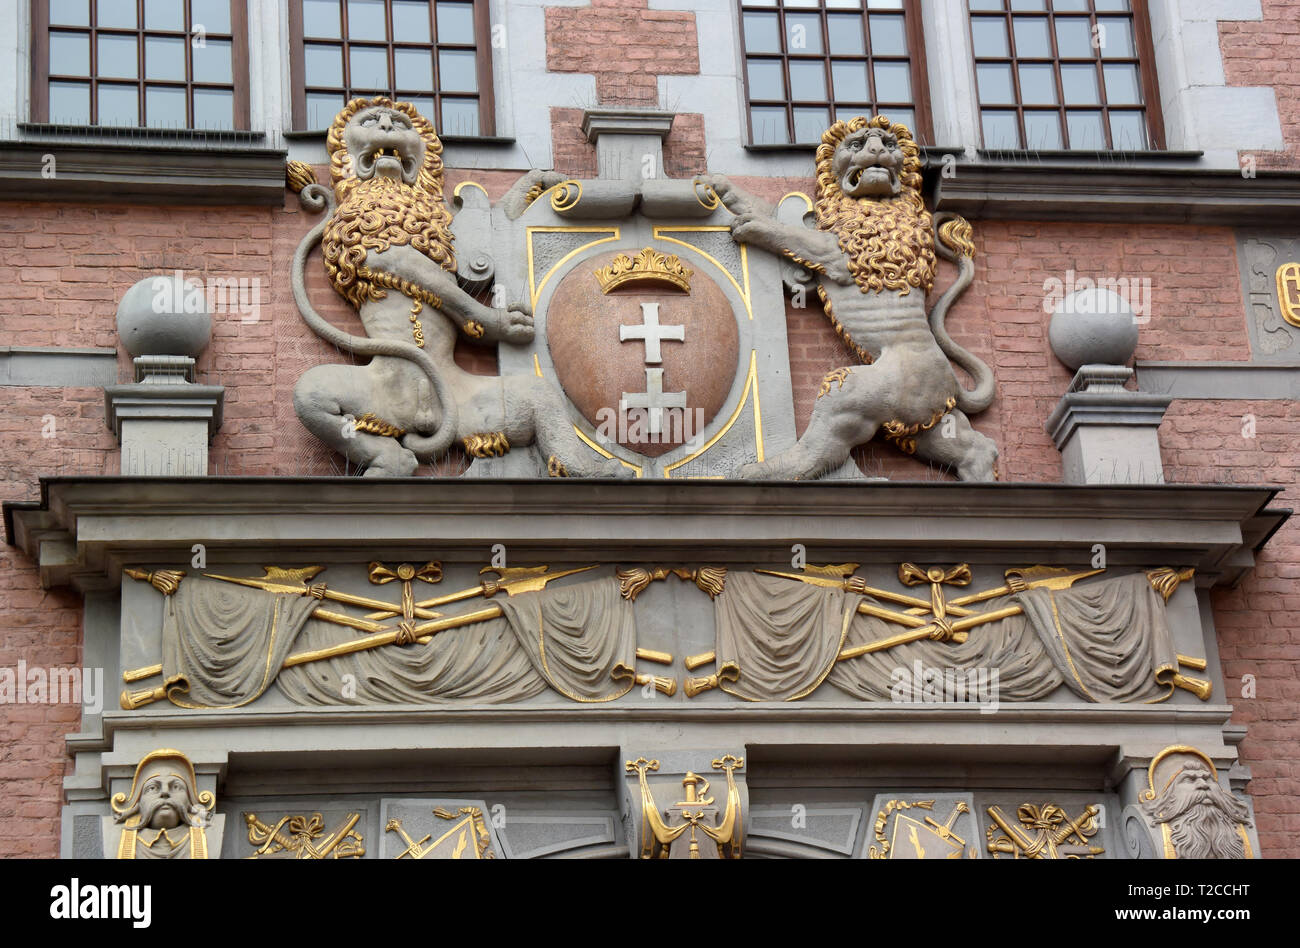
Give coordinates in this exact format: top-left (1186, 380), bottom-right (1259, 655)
top-left (1047, 287), bottom-right (1140, 370)
top-left (115, 274), bottom-right (212, 357)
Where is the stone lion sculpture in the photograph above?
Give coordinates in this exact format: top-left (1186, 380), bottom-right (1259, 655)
top-left (289, 96), bottom-right (629, 477)
top-left (705, 115), bottom-right (998, 480)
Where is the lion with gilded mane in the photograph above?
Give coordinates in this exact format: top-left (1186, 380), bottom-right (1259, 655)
top-left (705, 115), bottom-right (998, 480)
top-left (289, 96), bottom-right (629, 477)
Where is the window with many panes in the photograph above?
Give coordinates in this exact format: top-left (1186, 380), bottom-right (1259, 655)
top-left (969, 0), bottom-right (1163, 150)
top-left (739, 0), bottom-right (930, 146)
top-left (289, 0), bottom-right (494, 135)
top-left (32, 0), bottom-right (249, 128)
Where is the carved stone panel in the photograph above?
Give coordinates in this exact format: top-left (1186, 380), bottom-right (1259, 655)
top-left (379, 799), bottom-right (503, 859)
top-left (495, 812), bottom-right (620, 859)
top-left (748, 805), bottom-right (863, 857)
top-left (863, 793), bottom-right (981, 859)
top-left (230, 807), bottom-right (368, 859)
top-left (620, 750), bottom-right (747, 859)
top-left (1236, 232), bottom-right (1300, 360)
top-left (974, 794), bottom-right (1117, 859)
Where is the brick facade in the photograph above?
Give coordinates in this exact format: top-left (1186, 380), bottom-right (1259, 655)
top-left (545, 0), bottom-right (700, 109)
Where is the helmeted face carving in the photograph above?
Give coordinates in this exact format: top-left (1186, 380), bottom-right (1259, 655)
top-left (113, 750), bottom-right (211, 832)
top-left (342, 104), bottom-right (426, 185)
top-left (831, 125), bottom-right (905, 198)
top-left (138, 763), bottom-right (195, 830)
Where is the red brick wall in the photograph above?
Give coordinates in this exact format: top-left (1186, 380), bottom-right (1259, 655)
top-left (545, 0), bottom-right (699, 109)
top-left (1220, 0), bottom-right (1300, 169)
top-left (0, 552), bottom-right (83, 857)
top-left (1165, 400), bottom-right (1300, 858)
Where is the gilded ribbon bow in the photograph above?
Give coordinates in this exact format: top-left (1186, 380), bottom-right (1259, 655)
top-left (897, 563), bottom-right (972, 639)
top-left (286, 813), bottom-right (326, 845)
top-left (368, 562), bottom-right (443, 644)
top-left (367, 562), bottom-right (443, 586)
top-left (1017, 804), bottom-right (1066, 831)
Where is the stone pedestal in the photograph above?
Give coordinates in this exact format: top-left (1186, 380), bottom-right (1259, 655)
top-left (1045, 365), bottom-right (1171, 485)
top-left (105, 356), bottom-right (224, 476)
top-left (582, 107), bottom-right (674, 179)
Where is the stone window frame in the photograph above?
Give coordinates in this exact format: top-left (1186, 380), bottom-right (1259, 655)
top-left (29, 0), bottom-right (252, 130)
top-left (966, 0), bottom-right (1166, 152)
top-left (287, 0), bottom-right (497, 135)
top-left (736, 0), bottom-right (934, 147)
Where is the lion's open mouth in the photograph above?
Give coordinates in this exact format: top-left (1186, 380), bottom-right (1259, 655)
top-left (846, 163), bottom-right (891, 189)
top-left (360, 145), bottom-right (419, 182)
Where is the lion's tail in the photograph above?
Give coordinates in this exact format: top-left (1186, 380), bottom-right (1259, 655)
top-left (930, 212), bottom-right (995, 415)
top-left (291, 182), bottom-right (460, 462)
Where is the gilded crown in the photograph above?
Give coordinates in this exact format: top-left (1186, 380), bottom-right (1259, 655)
top-left (594, 247), bottom-right (692, 294)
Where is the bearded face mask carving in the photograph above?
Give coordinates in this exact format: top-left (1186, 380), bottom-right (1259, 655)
top-left (1140, 753), bottom-right (1254, 859)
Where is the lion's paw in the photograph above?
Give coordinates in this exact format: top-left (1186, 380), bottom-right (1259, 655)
top-left (733, 461), bottom-right (771, 480)
top-left (363, 445), bottom-right (418, 477)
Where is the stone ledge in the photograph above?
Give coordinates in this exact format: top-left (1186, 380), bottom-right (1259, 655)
top-left (0, 346), bottom-right (118, 387)
top-left (0, 138), bottom-right (288, 205)
top-left (1137, 360), bottom-right (1300, 399)
top-left (103, 384), bottom-right (225, 440)
top-left (282, 129), bottom-right (517, 146)
top-left (1045, 391), bottom-right (1175, 448)
top-left (84, 702), bottom-right (1240, 775)
top-left (581, 108), bottom-right (676, 142)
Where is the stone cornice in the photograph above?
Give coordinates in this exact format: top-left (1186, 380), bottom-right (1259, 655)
top-left (0, 136), bottom-right (288, 205)
top-left (934, 163), bottom-right (1300, 225)
top-left (3, 477), bottom-right (1288, 593)
top-left (581, 108), bottom-right (676, 142)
